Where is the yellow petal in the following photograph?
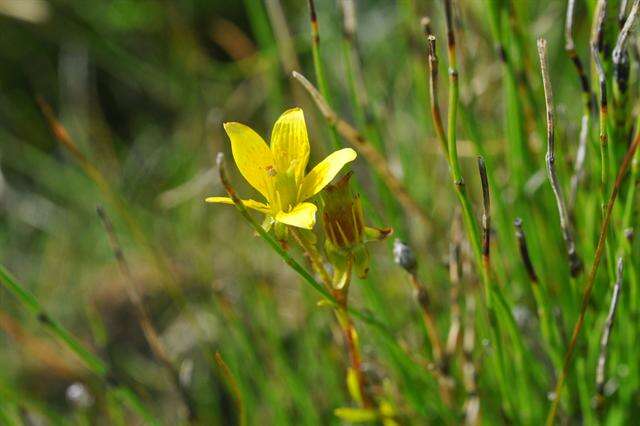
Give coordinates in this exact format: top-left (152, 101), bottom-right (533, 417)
top-left (275, 202), bottom-right (317, 229)
top-left (205, 196), bottom-right (270, 213)
top-left (298, 148), bottom-right (357, 201)
top-left (270, 108), bottom-right (310, 182)
top-left (224, 122), bottom-right (275, 199)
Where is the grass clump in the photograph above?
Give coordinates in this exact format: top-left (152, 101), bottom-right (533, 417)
top-left (0, 0), bottom-right (639, 424)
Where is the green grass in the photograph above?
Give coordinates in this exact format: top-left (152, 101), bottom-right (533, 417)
top-left (0, 0), bottom-right (639, 424)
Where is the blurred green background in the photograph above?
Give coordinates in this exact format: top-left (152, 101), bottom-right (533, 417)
top-left (1, 0), bottom-right (638, 424)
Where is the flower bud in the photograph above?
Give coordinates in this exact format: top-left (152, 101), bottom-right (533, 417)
top-left (393, 239), bottom-right (417, 273)
top-left (321, 172), bottom-right (365, 249)
top-left (321, 172), bottom-right (391, 281)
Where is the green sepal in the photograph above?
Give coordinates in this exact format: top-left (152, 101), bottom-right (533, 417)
top-left (346, 368), bottom-right (364, 406)
top-left (364, 226), bottom-right (393, 242)
top-left (353, 244), bottom-right (370, 279)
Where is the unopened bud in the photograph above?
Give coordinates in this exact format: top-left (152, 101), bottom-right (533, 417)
top-left (322, 172), bottom-right (365, 249)
top-left (393, 239), bottom-right (417, 273)
top-left (66, 382), bottom-right (94, 409)
top-left (624, 227), bottom-right (634, 243)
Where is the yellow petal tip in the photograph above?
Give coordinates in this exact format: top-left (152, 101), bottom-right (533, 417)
top-left (346, 148), bottom-right (357, 161)
top-left (205, 196), bottom-right (225, 203)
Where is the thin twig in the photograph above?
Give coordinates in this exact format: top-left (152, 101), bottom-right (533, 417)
top-left (594, 258), bottom-right (624, 411)
top-left (546, 122), bottom-right (640, 426)
top-left (537, 38), bottom-right (583, 277)
top-left (96, 206), bottom-right (197, 421)
top-left (291, 71), bottom-right (430, 227)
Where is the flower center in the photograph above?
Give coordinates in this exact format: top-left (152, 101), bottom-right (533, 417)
top-left (265, 163), bottom-right (299, 214)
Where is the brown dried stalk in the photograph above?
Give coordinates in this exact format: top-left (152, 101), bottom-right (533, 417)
top-left (291, 71), bottom-right (430, 227)
top-left (537, 38), bottom-right (583, 277)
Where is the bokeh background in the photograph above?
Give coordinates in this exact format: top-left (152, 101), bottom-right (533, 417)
top-left (2, 0), bottom-right (634, 424)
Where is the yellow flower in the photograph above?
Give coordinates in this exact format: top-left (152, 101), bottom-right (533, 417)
top-left (206, 108), bottom-right (357, 229)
